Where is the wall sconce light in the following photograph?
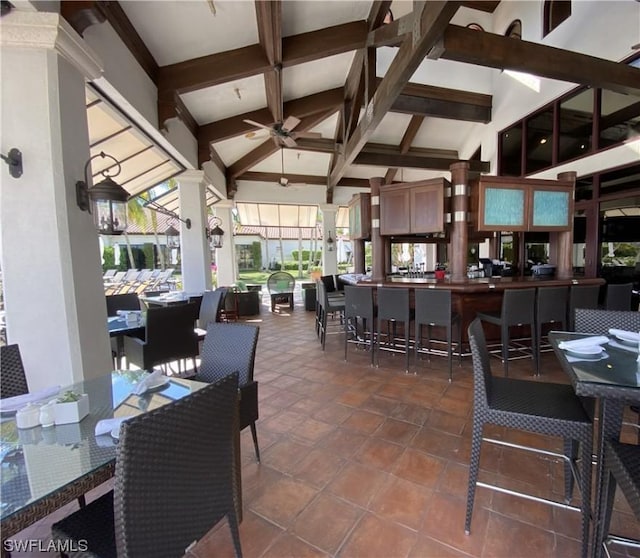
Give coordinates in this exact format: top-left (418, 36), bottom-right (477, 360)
top-left (1, 148), bottom-right (23, 178)
top-left (76, 152), bottom-right (129, 235)
top-left (165, 224), bottom-right (181, 249)
top-left (326, 230), bottom-right (335, 252)
top-left (207, 216), bottom-right (225, 249)
top-left (145, 200), bottom-right (191, 230)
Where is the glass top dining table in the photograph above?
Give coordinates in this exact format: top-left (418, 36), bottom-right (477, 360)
top-left (0, 370), bottom-right (207, 541)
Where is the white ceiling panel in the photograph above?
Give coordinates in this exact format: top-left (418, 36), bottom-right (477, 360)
top-left (413, 118), bottom-right (478, 151)
top-left (214, 136), bottom-right (270, 167)
top-left (344, 165), bottom-right (385, 179)
top-left (283, 52), bottom-right (355, 102)
top-left (309, 112), bottom-right (340, 139)
top-left (181, 74), bottom-right (267, 125)
top-left (368, 112), bottom-right (413, 144)
top-left (120, 1), bottom-right (259, 66)
top-left (252, 149), bottom-right (331, 176)
top-left (282, 0), bottom-right (372, 36)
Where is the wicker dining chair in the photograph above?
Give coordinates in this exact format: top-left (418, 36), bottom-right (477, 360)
top-left (0, 344), bottom-right (29, 400)
top-left (267, 271), bottom-right (295, 312)
top-left (196, 323), bottom-right (261, 462)
top-left (52, 374), bottom-right (242, 558)
top-left (195, 289), bottom-right (226, 341)
top-left (466, 318), bottom-right (593, 558)
top-left (574, 308), bottom-right (640, 335)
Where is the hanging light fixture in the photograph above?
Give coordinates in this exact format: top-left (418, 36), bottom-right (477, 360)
top-left (326, 230), bottom-right (335, 252)
top-left (76, 152), bottom-right (129, 235)
top-left (165, 225), bottom-right (180, 249)
top-left (207, 216), bottom-right (225, 249)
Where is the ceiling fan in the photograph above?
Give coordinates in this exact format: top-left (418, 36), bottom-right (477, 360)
top-left (243, 115), bottom-right (321, 147)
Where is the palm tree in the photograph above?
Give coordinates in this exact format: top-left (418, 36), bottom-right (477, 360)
top-left (123, 197), bottom-right (147, 268)
top-left (139, 191), bottom-right (166, 270)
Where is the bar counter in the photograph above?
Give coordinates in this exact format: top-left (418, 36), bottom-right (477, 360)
top-left (340, 274), bottom-right (605, 348)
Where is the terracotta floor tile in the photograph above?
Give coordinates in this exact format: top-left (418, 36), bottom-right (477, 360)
top-left (342, 409), bottom-right (386, 434)
top-left (394, 448), bottom-right (447, 487)
top-left (290, 417), bottom-right (336, 445)
top-left (368, 475), bottom-right (432, 530)
top-left (374, 418), bottom-right (420, 445)
top-left (389, 402), bottom-right (431, 426)
top-left (250, 477), bottom-right (319, 528)
top-left (261, 532), bottom-right (329, 558)
top-left (292, 493), bottom-right (363, 554)
top-left (353, 437), bottom-right (405, 472)
top-left (336, 389), bottom-right (371, 408)
top-left (361, 394), bottom-right (401, 416)
top-left (312, 403), bottom-right (354, 425)
top-left (426, 409), bottom-right (468, 436)
top-left (292, 448), bottom-right (347, 489)
top-left (261, 438), bottom-right (313, 474)
top-left (481, 512), bottom-right (555, 557)
top-left (409, 537), bottom-right (475, 558)
top-left (327, 462), bottom-right (389, 507)
top-left (260, 409), bottom-right (309, 435)
top-left (410, 426), bottom-right (466, 463)
top-left (338, 512), bottom-right (417, 558)
top-left (316, 427), bottom-right (367, 459)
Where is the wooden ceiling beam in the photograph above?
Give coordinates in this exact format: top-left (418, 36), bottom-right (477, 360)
top-left (329, 1), bottom-right (461, 188)
top-left (237, 172), bottom-right (370, 189)
top-left (392, 94), bottom-right (491, 122)
top-left (355, 151), bottom-right (489, 173)
top-left (460, 1), bottom-right (500, 13)
top-left (255, 0), bottom-right (283, 124)
top-left (438, 25), bottom-right (640, 95)
top-left (198, 88), bottom-right (343, 145)
top-left (227, 111), bottom-right (334, 179)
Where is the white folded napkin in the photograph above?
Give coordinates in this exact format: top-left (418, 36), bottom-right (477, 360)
top-left (558, 336), bottom-right (609, 351)
top-left (133, 370), bottom-right (165, 395)
top-left (609, 329), bottom-right (640, 342)
top-left (0, 385), bottom-right (61, 412)
top-left (94, 416), bottom-right (131, 437)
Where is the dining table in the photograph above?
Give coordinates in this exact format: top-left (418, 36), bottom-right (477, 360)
top-left (0, 370), bottom-right (207, 544)
top-left (549, 331), bottom-right (640, 557)
top-left (139, 291), bottom-right (202, 308)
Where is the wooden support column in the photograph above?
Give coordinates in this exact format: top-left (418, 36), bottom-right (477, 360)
top-left (370, 176), bottom-right (385, 281)
top-left (552, 170), bottom-right (576, 279)
top-left (449, 162), bottom-right (470, 281)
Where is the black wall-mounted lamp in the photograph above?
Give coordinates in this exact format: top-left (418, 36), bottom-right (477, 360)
top-left (326, 230), bottom-right (335, 252)
top-left (76, 152), bottom-right (129, 235)
top-left (1, 148), bottom-right (23, 179)
top-left (145, 200), bottom-right (191, 230)
top-left (207, 216), bottom-right (225, 249)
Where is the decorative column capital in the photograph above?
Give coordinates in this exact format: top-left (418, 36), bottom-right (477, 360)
top-left (319, 204), bottom-right (339, 214)
top-left (213, 199), bottom-right (235, 210)
top-left (1, 11), bottom-right (103, 80)
top-left (177, 169), bottom-right (205, 188)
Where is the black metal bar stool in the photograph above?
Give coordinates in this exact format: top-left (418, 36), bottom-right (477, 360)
top-left (567, 284), bottom-right (600, 331)
top-left (375, 287), bottom-right (411, 372)
top-left (317, 280), bottom-right (345, 350)
top-left (476, 288), bottom-right (537, 377)
top-left (414, 289), bottom-right (461, 381)
top-left (534, 286), bottom-right (568, 376)
top-left (344, 285), bottom-right (375, 366)
top-left (605, 282), bottom-right (633, 311)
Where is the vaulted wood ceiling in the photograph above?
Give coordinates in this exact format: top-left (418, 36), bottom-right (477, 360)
top-left (61, 1), bottom-right (640, 203)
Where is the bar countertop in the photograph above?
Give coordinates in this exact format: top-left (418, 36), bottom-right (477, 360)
top-left (339, 274), bottom-right (605, 293)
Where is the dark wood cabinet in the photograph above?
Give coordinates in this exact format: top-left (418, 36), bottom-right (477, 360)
top-left (348, 193), bottom-right (371, 240)
top-left (380, 178), bottom-right (448, 235)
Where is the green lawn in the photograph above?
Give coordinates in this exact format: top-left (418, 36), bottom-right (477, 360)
top-left (237, 270), bottom-right (314, 284)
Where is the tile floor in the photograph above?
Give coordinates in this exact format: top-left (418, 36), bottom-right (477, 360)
top-left (7, 292), bottom-right (640, 557)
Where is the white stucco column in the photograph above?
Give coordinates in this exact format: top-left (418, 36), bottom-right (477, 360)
top-left (320, 204), bottom-right (338, 275)
top-left (177, 170), bottom-right (211, 292)
top-left (0, 12), bottom-right (113, 388)
top-left (212, 200), bottom-right (237, 287)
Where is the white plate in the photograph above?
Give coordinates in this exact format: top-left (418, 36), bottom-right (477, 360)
top-left (111, 427), bottom-right (120, 440)
top-left (566, 345), bottom-right (603, 359)
top-left (614, 331), bottom-right (639, 346)
top-left (137, 376), bottom-right (170, 393)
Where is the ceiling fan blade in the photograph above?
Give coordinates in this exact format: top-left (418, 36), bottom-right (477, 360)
top-left (244, 130), bottom-right (269, 140)
top-left (271, 135), bottom-right (282, 148)
top-left (282, 136), bottom-right (298, 148)
top-left (291, 131), bottom-right (322, 139)
top-left (243, 119), bottom-right (273, 131)
top-left (282, 115), bottom-right (301, 131)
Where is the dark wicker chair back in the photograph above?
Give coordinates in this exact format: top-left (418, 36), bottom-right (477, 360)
top-left (500, 288), bottom-right (536, 326)
top-left (0, 344), bottom-right (29, 399)
top-left (605, 283), bottom-right (633, 311)
top-left (197, 323), bottom-right (261, 461)
top-left (574, 308), bottom-right (640, 335)
top-left (52, 374), bottom-right (242, 558)
top-left (124, 302), bottom-right (199, 370)
top-left (467, 318), bottom-right (494, 404)
top-left (105, 293), bottom-right (139, 317)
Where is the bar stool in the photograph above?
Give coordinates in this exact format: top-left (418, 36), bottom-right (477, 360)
top-left (375, 287), bottom-right (411, 372)
top-left (476, 288), bottom-right (537, 377)
top-left (414, 289), bottom-right (461, 381)
top-left (568, 284), bottom-right (600, 331)
top-left (605, 282), bottom-right (633, 311)
top-left (594, 440), bottom-right (640, 557)
top-left (317, 280), bottom-right (345, 350)
top-left (534, 286), bottom-right (568, 376)
top-left (344, 286), bottom-right (375, 366)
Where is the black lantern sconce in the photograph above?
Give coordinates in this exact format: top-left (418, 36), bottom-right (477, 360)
top-left (207, 216), bottom-right (225, 249)
top-left (1, 148), bottom-right (23, 178)
top-left (76, 152), bottom-right (129, 235)
top-left (326, 230), bottom-right (335, 252)
top-left (165, 225), bottom-right (181, 249)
